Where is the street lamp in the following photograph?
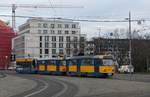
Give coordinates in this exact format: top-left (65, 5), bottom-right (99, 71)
top-left (97, 27), bottom-right (101, 54)
top-left (125, 12), bottom-right (132, 67)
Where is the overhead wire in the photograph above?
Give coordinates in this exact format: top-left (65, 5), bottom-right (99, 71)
top-left (0, 14), bottom-right (141, 22)
top-left (47, 0), bottom-right (57, 17)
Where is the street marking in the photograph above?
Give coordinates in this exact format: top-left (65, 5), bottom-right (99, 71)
top-left (24, 79), bottom-right (49, 97)
top-left (52, 80), bottom-right (68, 97)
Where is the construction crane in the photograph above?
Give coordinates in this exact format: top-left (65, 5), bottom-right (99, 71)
top-left (0, 4), bottom-right (83, 30)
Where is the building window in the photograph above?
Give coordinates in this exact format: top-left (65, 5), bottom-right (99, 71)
top-left (73, 43), bottom-right (77, 48)
top-left (52, 36), bottom-right (56, 41)
top-left (43, 23), bottom-right (48, 28)
top-left (40, 55), bottom-right (42, 58)
top-left (59, 43), bottom-right (63, 48)
top-left (40, 43), bottom-right (42, 47)
top-left (72, 24), bottom-right (76, 28)
top-left (66, 36), bottom-right (70, 42)
top-left (80, 37), bottom-right (85, 42)
top-left (51, 24), bottom-right (55, 28)
top-left (58, 30), bottom-right (62, 34)
top-left (40, 36), bottom-right (42, 41)
top-left (40, 49), bottom-right (42, 54)
top-left (58, 24), bottom-right (62, 28)
top-left (45, 42), bottom-right (49, 48)
top-left (52, 43), bottom-right (56, 48)
top-left (38, 23), bottom-right (41, 28)
top-left (59, 36), bottom-right (63, 42)
top-left (44, 55), bottom-right (49, 58)
top-left (73, 37), bottom-right (78, 42)
top-left (65, 30), bottom-right (69, 34)
top-left (66, 43), bottom-right (70, 48)
top-left (38, 30), bottom-right (41, 34)
top-left (52, 49), bottom-right (56, 54)
top-left (66, 49), bottom-right (71, 55)
top-left (45, 49), bottom-right (49, 54)
top-left (45, 36), bottom-right (49, 41)
top-left (51, 30), bottom-right (55, 34)
top-left (65, 24), bottom-right (69, 28)
top-left (43, 30), bottom-right (48, 34)
top-left (72, 31), bottom-right (76, 34)
top-left (59, 49), bottom-right (63, 54)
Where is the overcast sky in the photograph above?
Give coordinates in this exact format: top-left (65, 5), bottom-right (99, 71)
top-left (0, 0), bottom-right (150, 38)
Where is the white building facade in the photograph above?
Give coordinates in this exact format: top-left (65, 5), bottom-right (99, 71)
top-left (13, 18), bottom-right (85, 58)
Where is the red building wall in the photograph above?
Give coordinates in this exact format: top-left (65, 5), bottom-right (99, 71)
top-left (0, 20), bottom-right (15, 69)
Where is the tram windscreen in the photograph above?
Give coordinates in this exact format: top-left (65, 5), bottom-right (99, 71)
top-left (17, 62), bottom-right (32, 68)
top-left (103, 59), bottom-right (113, 66)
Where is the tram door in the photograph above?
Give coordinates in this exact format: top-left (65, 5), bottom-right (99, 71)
top-left (94, 58), bottom-right (102, 73)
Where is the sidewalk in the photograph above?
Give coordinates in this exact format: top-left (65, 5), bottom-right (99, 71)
top-left (0, 74), bottom-right (37, 97)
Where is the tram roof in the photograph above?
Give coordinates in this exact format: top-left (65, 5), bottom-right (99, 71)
top-left (36, 57), bottom-right (63, 60)
top-left (66, 55), bottom-right (113, 60)
top-left (16, 58), bottom-right (34, 62)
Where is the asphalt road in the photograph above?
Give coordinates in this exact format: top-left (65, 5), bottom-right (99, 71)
top-left (5, 71), bottom-right (78, 97)
top-left (2, 71), bottom-right (150, 97)
top-left (0, 71), bottom-right (6, 78)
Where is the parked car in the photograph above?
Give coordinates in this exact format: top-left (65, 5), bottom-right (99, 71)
top-left (118, 65), bottom-right (134, 73)
top-left (8, 66), bottom-right (16, 70)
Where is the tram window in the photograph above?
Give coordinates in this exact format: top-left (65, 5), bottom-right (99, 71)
top-left (21, 63), bottom-right (26, 68)
top-left (17, 62), bottom-right (23, 68)
top-left (59, 60), bottom-right (66, 66)
top-left (73, 60), bottom-right (78, 65)
top-left (18, 63), bottom-right (23, 68)
top-left (49, 60), bottom-right (56, 65)
top-left (42, 60), bottom-right (45, 64)
top-left (103, 59), bottom-right (113, 66)
top-left (16, 62), bottom-right (22, 67)
top-left (24, 62), bottom-right (32, 68)
top-left (81, 59), bottom-right (94, 65)
top-left (94, 59), bottom-right (102, 65)
top-left (69, 60), bottom-right (77, 65)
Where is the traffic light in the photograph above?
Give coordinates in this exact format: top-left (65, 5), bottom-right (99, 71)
top-left (10, 54), bottom-right (16, 61)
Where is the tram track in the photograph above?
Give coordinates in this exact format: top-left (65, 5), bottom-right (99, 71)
top-left (3, 71), bottom-right (150, 97)
top-left (10, 73), bottom-right (78, 97)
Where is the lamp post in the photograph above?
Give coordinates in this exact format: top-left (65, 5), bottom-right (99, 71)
top-left (129, 12), bottom-right (132, 67)
top-left (126, 12), bottom-right (133, 80)
top-left (147, 56), bottom-right (149, 72)
top-left (126, 12), bottom-right (132, 66)
top-left (97, 27), bottom-right (101, 54)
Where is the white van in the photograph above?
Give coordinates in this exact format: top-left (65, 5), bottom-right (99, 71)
top-left (118, 65), bottom-right (134, 73)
